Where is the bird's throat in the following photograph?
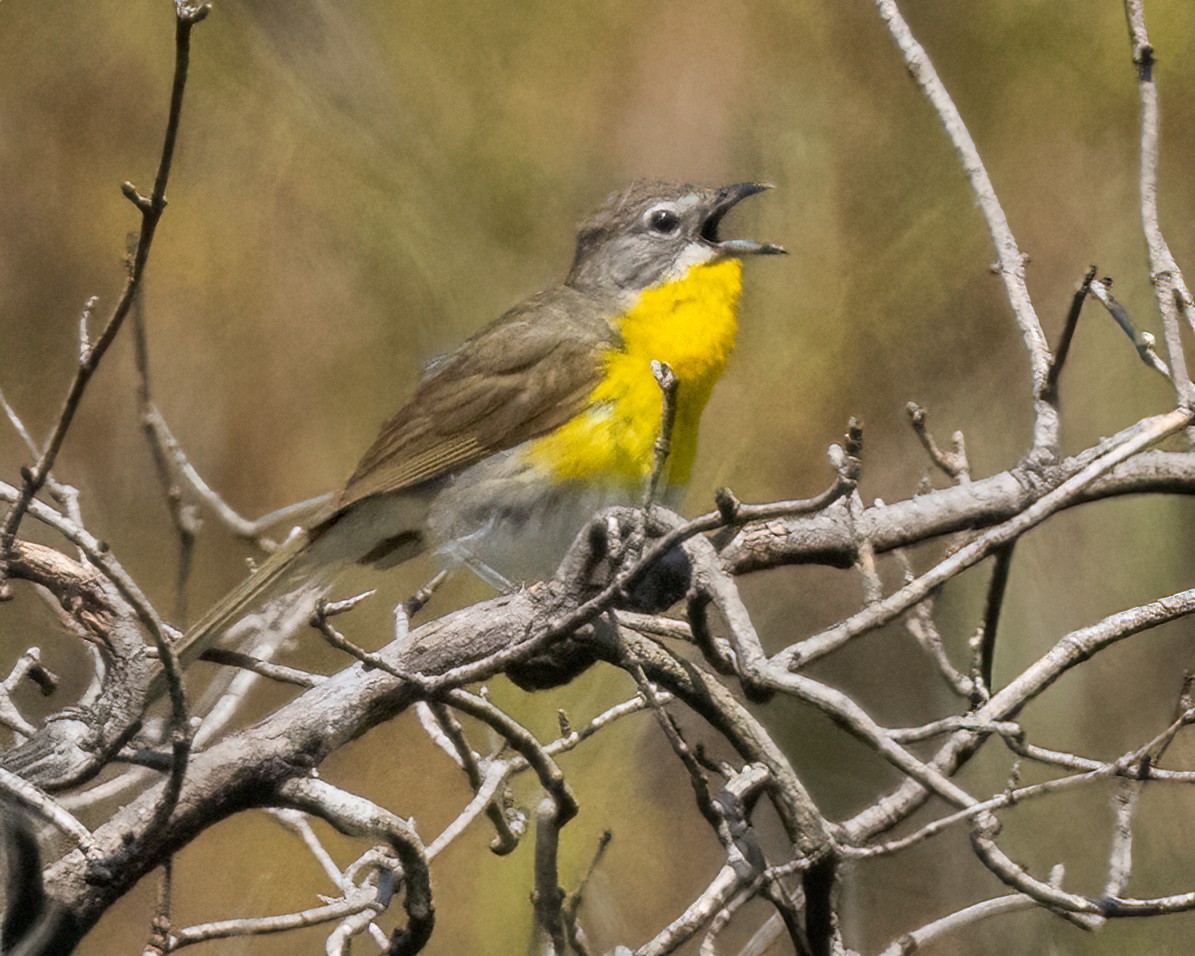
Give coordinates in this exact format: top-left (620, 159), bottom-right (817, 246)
top-left (525, 259), bottom-right (743, 488)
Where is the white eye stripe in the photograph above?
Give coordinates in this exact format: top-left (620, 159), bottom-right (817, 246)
top-left (643, 194), bottom-right (700, 230)
top-left (645, 203), bottom-right (681, 219)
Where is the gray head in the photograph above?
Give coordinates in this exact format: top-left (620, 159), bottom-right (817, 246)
top-left (566, 180), bottom-right (785, 294)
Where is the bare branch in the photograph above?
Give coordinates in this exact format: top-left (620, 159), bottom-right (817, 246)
top-left (0, 768), bottom-right (99, 859)
top-left (196, 649), bottom-right (323, 688)
top-left (269, 809), bottom-right (346, 888)
top-left (897, 551), bottom-right (973, 698)
top-left (969, 817), bottom-right (1102, 927)
top-left (417, 701), bottom-right (519, 854)
top-left (143, 858), bottom-right (172, 956)
top-left (444, 690), bottom-right (577, 825)
top-left (843, 583), bottom-right (1195, 845)
top-left (1103, 782), bottom-right (1140, 901)
top-left (759, 669), bottom-right (978, 811)
top-left (723, 450), bottom-right (1195, 576)
top-left (277, 777), bottom-right (434, 954)
top-left (906, 403), bottom-right (969, 483)
top-left (976, 541), bottom-right (1015, 698)
top-left (167, 886), bottom-right (389, 950)
top-left (12, 10), bottom-right (1195, 949)
top-left (781, 407), bottom-right (1191, 669)
top-left (0, 4), bottom-right (209, 555)
top-left (643, 359), bottom-right (679, 511)
top-left (1123, 0), bottom-right (1195, 406)
top-left (637, 864), bottom-right (742, 956)
top-left (876, 893), bottom-right (1040, 956)
top-left (886, 717), bottom-right (1021, 746)
top-left (132, 290), bottom-right (197, 624)
top-left (1043, 265), bottom-right (1098, 402)
top-left (139, 392), bottom-right (330, 551)
top-left (0, 386), bottom-right (40, 459)
top-left (1088, 277), bottom-right (1172, 379)
top-left (875, 0), bottom-right (1058, 455)
top-left (533, 797), bottom-right (568, 954)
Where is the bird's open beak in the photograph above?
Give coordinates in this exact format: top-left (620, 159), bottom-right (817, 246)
top-left (704, 182), bottom-right (787, 256)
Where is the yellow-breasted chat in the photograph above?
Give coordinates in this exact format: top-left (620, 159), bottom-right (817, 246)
top-left (154, 180), bottom-right (784, 699)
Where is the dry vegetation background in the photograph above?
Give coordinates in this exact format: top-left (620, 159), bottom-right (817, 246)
top-left (3, 1), bottom-right (1195, 953)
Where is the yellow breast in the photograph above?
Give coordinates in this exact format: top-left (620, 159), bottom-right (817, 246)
top-left (525, 258), bottom-right (743, 487)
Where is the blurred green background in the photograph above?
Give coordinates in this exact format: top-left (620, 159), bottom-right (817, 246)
top-left (3, 1), bottom-right (1195, 953)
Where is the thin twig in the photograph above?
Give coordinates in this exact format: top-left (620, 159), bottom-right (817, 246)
top-left (277, 777), bottom-right (434, 954)
top-left (4, 648), bottom-right (59, 698)
top-left (906, 403), bottom-right (969, 482)
top-left (327, 849), bottom-right (401, 954)
top-left (444, 690), bottom-right (578, 825)
top-left (425, 466), bottom-right (853, 693)
top-left (886, 716), bottom-right (1022, 745)
top-left (897, 551), bottom-right (973, 698)
top-left (782, 407), bottom-right (1191, 670)
top-left (311, 597), bottom-right (421, 685)
top-left (1043, 265), bottom-right (1098, 402)
top-left (0, 2), bottom-right (210, 560)
top-left (166, 890), bottom-right (387, 950)
top-left (424, 695), bottom-right (658, 862)
top-left (403, 569), bottom-right (450, 620)
top-left (0, 386), bottom-right (40, 458)
top-left (0, 6), bottom-right (203, 818)
top-left (637, 866), bottom-right (743, 956)
top-left (849, 607), bottom-right (1195, 846)
top-left (629, 662), bottom-right (720, 831)
top-left (561, 829), bottom-right (611, 956)
top-left (1103, 782), bottom-right (1140, 901)
top-left (0, 767), bottom-right (99, 860)
top-left (196, 649), bottom-right (323, 688)
top-left (143, 858), bottom-right (172, 956)
top-left (875, 0), bottom-right (1058, 456)
top-left (268, 809), bottom-right (346, 888)
top-left (643, 359), bottom-right (679, 511)
top-left (141, 396), bottom-right (330, 549)
top-left (420, 701), bottom-right (519, 854)
top-left (969, 816), bottom-right (1101, 927)
top-left (876, 893), bottom-right (1041, 956)
top-left (1088, 277), bottom-right (1172, 379)
top-left (1101, 679), bottom-right (1195, 909)
top-left (976, 541), bottom-right (1015, 700)
top-left (533, 796), bottom-right (568, 954)
top-left (1123, 0), bottom-right (1195, 407)
top-left (759, 668), bottom-right (979, 812)
top-left (848, 491), bottom-right (884, 605)
top-left (132, 289), bottom-right (198, 624)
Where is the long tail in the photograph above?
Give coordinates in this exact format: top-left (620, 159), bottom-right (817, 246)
top-left (146, 529), bottom-right (322, 704)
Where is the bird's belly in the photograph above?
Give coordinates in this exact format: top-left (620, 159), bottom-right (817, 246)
top-left (425, 445), bottom-right (670, 584)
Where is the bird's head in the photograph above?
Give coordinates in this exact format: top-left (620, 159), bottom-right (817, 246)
top-left (567, 180), bottom-right (785, 294)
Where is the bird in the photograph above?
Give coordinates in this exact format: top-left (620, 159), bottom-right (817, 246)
top-left (154, 180), bottom-right (784, 699)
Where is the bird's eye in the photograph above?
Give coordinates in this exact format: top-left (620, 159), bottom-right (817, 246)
top-left (647, 208), bottom-right (681, 235)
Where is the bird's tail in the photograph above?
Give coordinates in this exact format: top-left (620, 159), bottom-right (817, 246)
top-left (147, 529), bottom-right (330, 704)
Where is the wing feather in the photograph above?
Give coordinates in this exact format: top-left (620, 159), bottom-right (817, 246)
top-left (313, 285), bottom-right (616, 527)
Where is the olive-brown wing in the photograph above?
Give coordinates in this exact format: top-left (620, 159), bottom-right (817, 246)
top-left (315, 286), bottom-right (615, 525)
